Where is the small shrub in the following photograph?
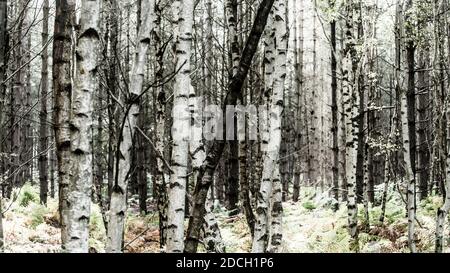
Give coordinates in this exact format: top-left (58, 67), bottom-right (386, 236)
top-left (29, 204), bottom-right (48, 229)
top-left (21, 191), bottom-right (36, 207)
top-left (18, 184), bottom-right (39, 207)
top-left (302, 201), bottom-right (316, 211)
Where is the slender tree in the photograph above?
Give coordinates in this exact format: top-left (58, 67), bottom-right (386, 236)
top-left (39, 0), bottom-right (50, 206)
top-left (342, 0), bottom-right (359, 252)
top-left (166, 0), bottom-right (195, 253)
top-left (65, 0), bottom-right (101, 253)
top-left (53, 0), bottom-right (76, 250)
top-left (107, 0), bottom-right (156, 253)
top-left (0, 0), bottom-right (7, 251)
top-left (184, 0), bottom-right (276, 253)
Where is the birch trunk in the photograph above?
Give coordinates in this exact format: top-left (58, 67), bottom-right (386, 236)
top-left (0, 0), bottom-right (6, 252)
top-left (251, 8), bottom-right (274, 254)
top-left (0, 196), bottom-right (2, 252)
top-left (342, 0), bottom-right (359, 252)
top-left (435, 0), bottom-right (450, 253)
top-left (106, 0), bottom-right (156, 253)
top-left (154, 2), bottom-right (168, 249)
top-left (401, 78), bottom-right (416, 253)
top-left (166, 0), bottom-right (194, 253)
top-left (66, 0), bottom-right (100, 253)
top-left (252, 0), bottom-right (286, 252)
top-left (267, 0), bottom-right (287, 252)
top-left (403, 0), bottom-right (416, 253)
top-left (184, 0), bottom-right (275, 253)
top-left (53, 0), bottom-right (76, 249)
top-left (435, 100), bottom-right (450, 253)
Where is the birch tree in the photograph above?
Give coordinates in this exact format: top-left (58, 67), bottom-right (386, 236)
top-left (166, 0), bottom-right (194, 253)
top-left (0, 0), bottom-right (6, 253)
top-left (184, 0), bottom-right (276, 253)
top-left (252, 0), bottom-right (286, 253)
top-left (403, 0), bottom-right (416, 253)
top-left (107, 0), bottom-right (156, 253)
top-left (435, 0), bottom-right (450, 253)
top-left (53, 0), bottom-right (76, 250)
top-left (342, 0), bottom-right (359, 252)
top-left (65, 0), bottom-right (101, 253)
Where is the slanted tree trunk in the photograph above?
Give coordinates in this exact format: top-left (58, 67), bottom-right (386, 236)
top-left (53, 0), bottom-right (76, 250)
top-left (184, 0), bottom-right (276, 253)
top-left (39, 0), bottom-right (50, 206)
top-left (106, 0), bottom-right (156, 253)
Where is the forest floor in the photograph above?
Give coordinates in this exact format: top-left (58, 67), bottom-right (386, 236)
top-left (2, 183), bottom-right (450, 253)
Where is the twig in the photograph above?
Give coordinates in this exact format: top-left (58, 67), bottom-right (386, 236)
top-left (136, 126), bottom-right (174, 174)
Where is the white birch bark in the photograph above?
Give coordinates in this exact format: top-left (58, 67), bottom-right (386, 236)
top-left (0, 196), bottom-right (3, 252)
top-left (401, 86), bottom-right (416, 253)
top-left (253, 0), bottom-right (286, 252)
top-left (67, 0), bottom-right (101, 253)
top-left (166, 0), bottom-right (194, 253)
top-left (267, 0), bottom-right (287, 253)
top-left (342, 0), bottom-right (359, 252)
top-left (435, 0), bottom-right (450, 249)
top-left (106, 0), bottom-right (156, 253)
top-left (435, 105), bottom-right (450, 252)
top-left (252, 8), bottom-right (275, 253)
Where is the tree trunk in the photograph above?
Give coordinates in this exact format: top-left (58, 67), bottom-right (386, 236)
top-left (107, 0), bottom-right (120, 204)
top-left (342, 0), bottom-right (359, 252)
top-left (403, 0), bottom-right (416, 253)
top-left (292, 0), bottom-right (304, 203)
top-left (417, 49), bottom-right (430, 201)
top-left (166, 0), bottom-right (194, 253)
top-left (253, 0), bottom-right (286, 253)
top-left (225, 0), bottom-right (240, 213)
top-left (184, 0), bottom-right (276, 253)
top-left (435, 95), bottom-right (450, 253)
top-left (0, 1), bottom-right (7, 250)
top-left (53, 0), bottom-right (76, 250)
top-left (330, 1), bottom-right (339, 211)
top-left (39, 0), bottom-right (50, 206)
top-left (153, 1), bottom-right (168, 250)
top-left (66, 0), bottom-right (100, 253)
top-left (106, 0), bottom-right (156, 253)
